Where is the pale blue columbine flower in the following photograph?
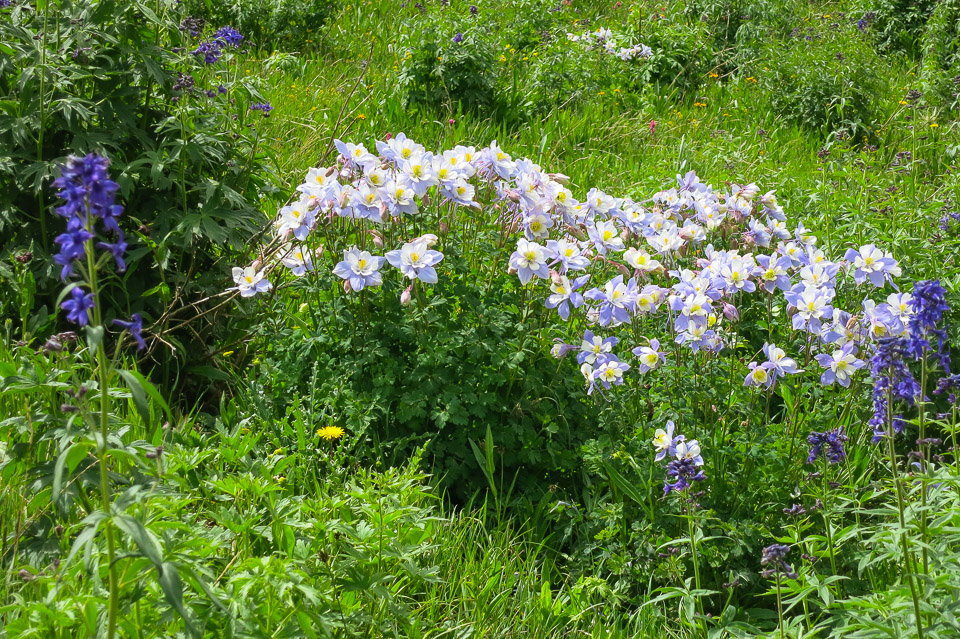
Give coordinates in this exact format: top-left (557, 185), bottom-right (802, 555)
top-left (588, 219), bottom-right (624, 255)
top-left (231, 266), bottom-right (272, 297)
top-left (670, 292), bottom-right (711, 332)
top-left (524, 210), bottom-right (554, 240)
top-left (784, 284), bottom-right (833, 333)
top-left (577, 329), bottom-right (618, 365)
top-left (719, 257), bottom-right (756, 293)
top-left (675, 324), bottom-right (716, 353)
top-left (277, 199), bottom-right (317, 241)
top-left (754, 253), bottom-right (792, 293)
top-left (590, 357), bottom-right (630, 393)
top-left (815, 343), bottom-right (865, 387)
top-left (584, 187), bottom-right (617, 219)
top-left (550, 339), bottom-right (578, 359)
top-left (763, 343), bottom-right (800, 377)
top-left (333, 247), bottom-right (384, 291)
top-left (584, 275), bottom-right (635, 326)
top-left (386, 239), bottom-right (444, 283)
top-left (545, 274), bottom-right (589, 320)
top-left (546, 238), bottom-right (591, 273)
top-left (632, 338), bottom-right (665, 373)
top-left (844, 244), bottom-right (901, 288)
top-left (652, 420), bottom-right (683, 461)
top-left (281, 246), bottom-right (314, 277)
top-left (744, 361), bottom-right (776, 388)
top-left (509, 238), bottom-right (550, 284)
top-left (674, 439), bottom-right (704, 466)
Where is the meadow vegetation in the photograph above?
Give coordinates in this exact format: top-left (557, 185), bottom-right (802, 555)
top-left (2, 0), bottom-right (960, 637)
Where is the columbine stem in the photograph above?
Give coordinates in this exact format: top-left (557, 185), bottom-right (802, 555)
top-left (686, 500), bottom-right (704, 633)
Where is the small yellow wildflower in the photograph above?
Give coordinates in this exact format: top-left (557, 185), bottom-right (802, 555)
top-left (708, 72), bottom-right (718, 78)
top-left (931, 123), bottom-right (939, 128)
top-left (317, 425), bottom-right (345, 441)
top-left (223, 350), bottom-right (234, 356)
top-left (357, 113), bottom-right (366, 120)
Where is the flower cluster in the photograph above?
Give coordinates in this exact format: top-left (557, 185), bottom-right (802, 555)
top-left (760, 544), bottom-right (798, 579)
top-left (192, 25), bottom-right (244, 65)
top-left (51, 154), bottom-right (143, 349)
top-left (807, 428), bottom-right (848, 465)
top-left (566, 28), bottom-right (652, 61)
top-left (231, 134), bottom-right (927, 409)
top-left (652, 421), bottom-right (706, 494)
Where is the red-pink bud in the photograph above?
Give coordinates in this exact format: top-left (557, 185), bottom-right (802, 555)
top-left (400, 284), bottom-right (413, 306)
top-left (343, 280), bottom-right (353, 293)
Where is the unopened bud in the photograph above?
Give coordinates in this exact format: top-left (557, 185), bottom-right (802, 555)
top-left (19, 570), bottom-right (35, 582)
top-left (369, 230), bottom-right (384, 248)
top-left (611, 261), bottom-right (631, 278)
top-left (343, 280), bottom-right (353, 293)
top-left (549, 172), bottom-right (570, 185)
top-left (400, 285), bottom-right (413, 306)
top-left (439, 221), bottom-right (449, 234)
top-left (506, 190), bottom-right (521, 203)
top-left (325, 166), bottom-right (337, 177)
top-left (722, 301), bottom-right (740, 322)
top-left (384, 132), bottom-right (392, 141)
top-left (60, 404), bottom-right (79, 413)
top-left (549, 269), bottom-right (563, 285)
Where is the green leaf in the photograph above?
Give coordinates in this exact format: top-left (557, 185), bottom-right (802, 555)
top-left (118, 369), bottom-right (172, 429)
top-left (601, 461), bottom-right (648, 509)
top-left (114, 514), bottom-right (163, 569)
top-left (159, 562), bottom-right (199, 637)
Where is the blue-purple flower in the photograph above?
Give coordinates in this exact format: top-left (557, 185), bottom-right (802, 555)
top-left (509, 238), bottom-right (550, 284)
top-left (632, 338), bottom-right (665, 373)
top-left (577, 329), bottom-right (618, 365)
top-left (62, 286), bottom-right (95, 326)
top-left (113, 313), bottom-right (145, 351)
top-left (807, 428), bottom-right (847, 465)
top-left (386, 238), bottom-right (444, 283)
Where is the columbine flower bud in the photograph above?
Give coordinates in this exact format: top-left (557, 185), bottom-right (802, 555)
top-left (369, 230), bottom-right (384, 247)
top-left (324, 166), bottom-right (337, 177)
top-left (722, 302), bottom-right (740, 322)
top-left (343, 280), bottom-right (353, 293)
top-left (549, 269), bottom-right (563, 285)
top-left (419, 233), bottom-right (439, 247)
top-left (506, 190), bottom-right (521, 203)
top-left (611, 261), bottom-right (631, 278)
top-left (298, 303), bottom-right (309, 313)
top-left (400, 284), bottom-right (413, 306)
top-left (549, 172), bottom-right (570, 185)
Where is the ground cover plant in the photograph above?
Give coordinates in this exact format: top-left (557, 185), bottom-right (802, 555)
top-left (3, 0), bottom-right (960, 637)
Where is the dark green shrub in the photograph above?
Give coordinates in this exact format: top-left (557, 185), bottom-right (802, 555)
top-left (180, 0), bottom-right (339, 52)
top-left (759, 24), bottom-right (889, 139)
top-left (0, 0), bottom-right (278, 396)
top-left (860, 0), bottom-right (939, 57)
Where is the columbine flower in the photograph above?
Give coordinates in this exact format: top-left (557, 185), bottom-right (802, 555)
top-left (652, 420), bottom-right (681, 461)
top-left (545, 274), bottom-right (589, 320)
top-left (744, 361), bottom-right (775, 388)
top-left (333, 247), bottom-right (384, 291)
top-left (386, 239), bottom-right (444, 283)
top-left (754, 253), bottom-right (792, 293)
top-left (807, 428), bottom-right (847, 465)
top-left (231, 266), bottom-right (272, 297)
top-left (588, 219), bottom-right (624, 255)
top-left (633, 338), bottom-right (665, 373)
top-left (281, 246), bottom-right (314, 277)
top-left (577, 329), bottom-right (617, 365)
top-left (784, 284), bottom-right (833, 333)
top-left (62, 286), bottom-right (95, 326)
top-left (815, 343), bottom-right (865, 387)
top-left (585, 275), bottom-right (635, 327)
top-left (844, 244), bottom-right (901, 288)
top-left (547, 238), bottom-right (591, 273)
top-left (675, 439), bottom-right (704, 466)
top-left (591, 358), bottom-right (630, 392)
top-left (764, 343), bottom-right (800, 378)
top-left (112, 313), bottom-right (145, 351)
top-left (509, 238), bottom-right (550, 284)
top-left (623, 247), bottom-right (662, 273)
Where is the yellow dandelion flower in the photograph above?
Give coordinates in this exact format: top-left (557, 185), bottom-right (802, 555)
top-left (708, 72), bottom-right (718, 78)
top-left (931, 123), bottom-right (939, 128)
top-left (317, 425), bottom-right (345, 441)
top-left (357, 113), bottom-right (366, 120)
top-left (222, 350), bottom-right (234, 356)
